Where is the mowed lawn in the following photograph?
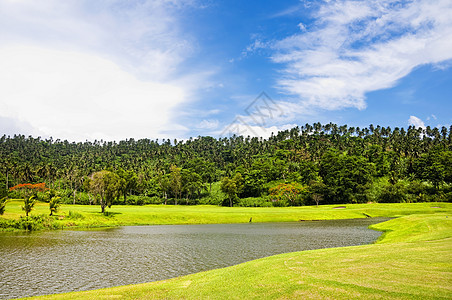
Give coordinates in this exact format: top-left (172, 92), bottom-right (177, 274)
top-left (14, 203), bottom-right (452, 299)
top-left (2, 200), bottom-right (451, 228)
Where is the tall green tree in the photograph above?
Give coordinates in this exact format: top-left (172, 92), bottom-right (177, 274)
top-left (117, 168), bottom-right (138, 203)
top-left (220, 173), bottom-right (244, 207)
top-left (170, 165), bottom-right (182, 205)
top-left (89, 170), bottom-right (121, 213)
top-left (319, 150), bottom-right (375, 203)
top-left (413, 147), bottom-right (447, 190)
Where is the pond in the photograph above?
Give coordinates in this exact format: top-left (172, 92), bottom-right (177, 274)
top-left (0, 218), bottom-right (388, 299)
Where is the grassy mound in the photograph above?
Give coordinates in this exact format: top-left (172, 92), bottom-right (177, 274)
top-left (26, 212), bottom-right (452, 299)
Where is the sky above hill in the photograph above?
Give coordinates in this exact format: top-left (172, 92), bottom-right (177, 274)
top-left (1, 0), bottom-right (451, 142)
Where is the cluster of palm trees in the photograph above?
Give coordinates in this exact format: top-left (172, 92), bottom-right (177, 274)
top-left (0, 123), bottom-right (451, 204)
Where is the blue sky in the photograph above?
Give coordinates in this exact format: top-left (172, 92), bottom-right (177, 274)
top-left (1, 0), bottom-right (451, 141)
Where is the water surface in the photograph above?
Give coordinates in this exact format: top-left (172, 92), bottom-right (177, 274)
top-left (0, 218), bottom-right (388, 299)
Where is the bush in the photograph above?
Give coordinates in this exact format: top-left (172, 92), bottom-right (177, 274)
top-left (272, 199), bottom-right (289, 207)
top-left (198, 193), bottom-right (224, 205)
top-left (236, 197), bottom-right (272, 207)
top-left (378, 182), bottom-right (406, 203)
top-left (67, 210), bottom-right (84, 220)
top-left (126, 195), bottom-right (163, 205)
top-left (441, 191), bottom-right (452, 202)
top-left (0, 215), bottom-right (57, 231)
top-left (58, 191), bottom-right (92, 205)
top-left (0, 218), bottom-right (15, 229)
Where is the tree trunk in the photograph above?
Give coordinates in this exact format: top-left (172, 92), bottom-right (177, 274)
top-left (101, 197), bottom-right (105, 213)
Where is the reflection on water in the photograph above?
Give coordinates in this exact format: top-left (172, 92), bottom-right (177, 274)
top-left (0, 218), bottom-right (388, 299)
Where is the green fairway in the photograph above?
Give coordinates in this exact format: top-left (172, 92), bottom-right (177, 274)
top-left (2, 200), bottom-right (451, 229)
top-left (18, 205), bottom-right (452, 299)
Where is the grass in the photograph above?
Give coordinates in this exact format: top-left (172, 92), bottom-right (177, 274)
top-left (1, 200), bottom-right (451, 229)
top-left (12, 203), bottom-right (452, 299)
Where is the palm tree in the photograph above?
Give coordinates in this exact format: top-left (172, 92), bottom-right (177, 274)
top-left (22, 195), bottom-right (36, 217)
top-left (49, 196), bottom-right (60, 216)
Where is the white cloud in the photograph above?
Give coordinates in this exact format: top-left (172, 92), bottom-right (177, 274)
top-left (0, 0), bottom-right (195, 81)
top-left (0, 0), bottom-right (206, 141)
top-left (272, 0), bottom-right (452, 111)
top-left (0, 46), bottom-right (186, 141)
top-left (218, 121), bottom-right (297, 139)
top-left (408, 115), bottom-right (425, 129)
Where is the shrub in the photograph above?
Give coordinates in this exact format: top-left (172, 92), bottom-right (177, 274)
top-left (9, 215), bottom-right (54, 231)
top-left (67, 211), bottom-right (85, 220)
top-left (272, 199), bottom-right (289, 207)
top-left (236, 197), bottom-right (272, 207)
top-left (378, 182), bottom-right (406, 203)
top-left (126, 195), bottom-right (163, 205)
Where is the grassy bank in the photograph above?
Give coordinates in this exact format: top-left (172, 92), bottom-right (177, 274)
top-left (19, 207), bottom-right (452, 299)
top-left (2, 200), bottom-right (451, 230)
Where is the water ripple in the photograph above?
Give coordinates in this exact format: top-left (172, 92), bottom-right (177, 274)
top-left (0, 218), bottom-right (388, 299)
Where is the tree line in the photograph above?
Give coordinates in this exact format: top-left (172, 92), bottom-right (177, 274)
top-left (1, 123), bottom-right (451, 210)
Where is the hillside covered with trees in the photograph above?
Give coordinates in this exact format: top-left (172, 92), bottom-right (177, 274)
top-left (1, 123), bottom-right (451, 208)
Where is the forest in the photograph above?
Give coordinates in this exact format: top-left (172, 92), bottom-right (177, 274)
top-left (1, 123), bottom-right (451, 209)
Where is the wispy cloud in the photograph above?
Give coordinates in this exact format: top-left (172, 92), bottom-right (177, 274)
top-left (271, 0), bottom-right (452, 111)
top-left (197, 119), bottom-right (220, 130)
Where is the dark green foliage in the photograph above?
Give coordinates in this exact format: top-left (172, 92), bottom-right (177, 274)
top-left (0, 197), bottom-right (7, 215)
top-left (378, 182), bottom-right (407, 203)
top-left (413, 147), bottom-right (446, 189)
top-left (126, 195), bottom-right (162, 205)
top-left (220, 173), bottom-right (244, 207)
top-left (306, 180), bottom-right (327, 207)
top-left (0, 123), bottom-right (451, 206)
top-left (117, 168), bottom-right (138, 204)
top-left (169, 165), bottom-right (183, 204)
top-left (0, 173), bottom-right (7, 199)
top-left (319, 150), bottom-right (375, 203)
top-left (236, 197), bottom-right (273, 207)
